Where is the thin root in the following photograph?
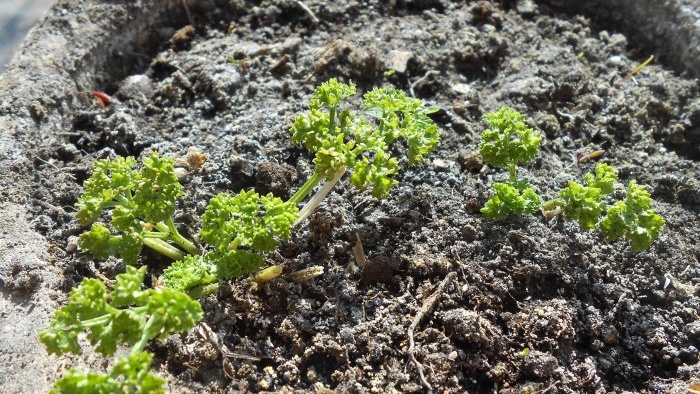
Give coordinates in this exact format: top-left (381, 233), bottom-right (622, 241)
top-left (407, 271), bottom-right (457, 391)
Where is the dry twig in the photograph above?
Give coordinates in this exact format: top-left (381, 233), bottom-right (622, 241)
top-left (295, 0), bottom-right (319, 24)
top-left (407, 271), bottom-right (457, 391)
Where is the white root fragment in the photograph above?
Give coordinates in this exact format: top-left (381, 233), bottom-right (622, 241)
top-left (294, 167), bottom-right (346, 227)
top-left (407, 271), bottom-right (457, 391)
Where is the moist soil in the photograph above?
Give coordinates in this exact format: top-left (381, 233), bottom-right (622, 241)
top-left (1, 0), bottom-right (700, 393)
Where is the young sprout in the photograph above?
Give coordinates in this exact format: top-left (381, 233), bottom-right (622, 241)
top-left (161, 190), bottom-right (298, 296)
top-left (599, 180), bottom-right (665, 253)
top-left (543, 163), bottom-right (618, 230)
top-left (479, 107), bottom-right (542, 219)
top-left (76, 152), bottom-right (199, 263)
top-left (479, 106), bottom-right (541, 182)
top-left (479, 108), bottom-right (664, 253)
top-left (40, 266), bottom-right (202, 393)
top-left (289, 78), bottom-right (440, 224)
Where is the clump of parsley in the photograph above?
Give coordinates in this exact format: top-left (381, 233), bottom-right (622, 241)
top-left (43, 79), bottom-right (441, 392)
top-left (479, 107), bottom-right (665, 252)
top-left (40, 266), bottom-right (202, 393)
top-left (479, 107), bottom-right (542, 219)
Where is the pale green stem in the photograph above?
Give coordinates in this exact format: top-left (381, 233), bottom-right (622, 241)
top-left (132, 314), bottom-right (158, 354)
top-left (142, 238), bottom-right (185, 261)
top-left (542, 199), bottom-right (564, 212)
top-left (228, 238), bottom-right (241, 251)
top-left (294, 166), bottom-right (347, 227)
top-left (508, 165), bottom-right (517, 182)
top-left (289, 172), bottom-right (325, 205)
top-left (164, 218), bottom-right (200, 255)
top-left (186, 282), bottom-right (220, 299)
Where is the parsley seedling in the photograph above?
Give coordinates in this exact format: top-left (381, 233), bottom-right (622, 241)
top-left (479, 108), bottom-right (664, 252)
top-left (479, 107), bottom-right (542, 219)
top-left (44, 79), bottom-right (441, 392)
top-left (289, 78), bottom-right (440, 223)
top-left (77, 152), bottom-right (199, 263)
top-left (40, 266), bottom-right (202, 393)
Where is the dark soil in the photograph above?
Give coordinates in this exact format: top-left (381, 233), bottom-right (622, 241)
top-left (2, 0), bottom-right (700, 393)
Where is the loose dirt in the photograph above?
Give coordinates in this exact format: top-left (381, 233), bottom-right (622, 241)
top-left (1, 1), bottom-right (699, 393)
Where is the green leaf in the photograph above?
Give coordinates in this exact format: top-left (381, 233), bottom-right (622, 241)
top-left (200, 190), bottom-right (298, 254)
top-left (208, 249), bottom-right (265, 279)
top-left (75, 152), bottom-right (183, 263)
top-left (40, 266), bottom-right (202, 357)
top-left (39, 278), bottom-right (109, 355)
top-left (559, 180), bottom-right (605, 230)
top-left (290, 79), bottom-right (440, 199)
top-left (76, 156), bottom-right (138, 225)
top-left (50, 352), bottom-right (165, 394)
top-left (584, 163), bottom-right (618, 196)
top-left (78, 223), bottom-right (143, 265)
top-left (132, 152), bottom-right (183, 224)
top-left (162, 255), bottom-right (217, 293)
top-left (599, 180), bottom-right (665, 252)
top-left (479, 107), bottom-right (542, 171)
top-left (143, 289), bottom-right (203, 341)
top-left (312, 78), bottom-right (357, 109)
top-left (481, 180), bottom-right (541, 220)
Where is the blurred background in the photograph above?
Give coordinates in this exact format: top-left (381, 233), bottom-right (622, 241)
top-left (0, 0), bottom-right (55, 72)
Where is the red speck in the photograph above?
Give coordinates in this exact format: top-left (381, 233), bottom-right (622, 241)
top-left (91, 90), bottom-right (111, 108)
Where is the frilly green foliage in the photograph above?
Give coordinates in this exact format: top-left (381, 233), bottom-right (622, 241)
top-left (39, 266), bottom-right (202, 356)
top-left (290, 78), bottom-right (440, 199)
top-left (76, 152), bottom-right (183, 263)
top-left (49, 80), bottom-right (440, 392)
top-left (481, 180), bottom-right (541, 219)
top-left (479, 107), bottom-right (541, 176)
top-left (50, 352), bottom-right (165, 394)
top-left (480, 107), bottom-right (543, 219)
top-left (197, 190), bottom-right (298, 278)
top-left (478, 107), bottom-right (663, 252)
top-left (162, 255), bottom-right (217, 293)
top-left (200, 190), bottom-right (297, 252)
top-left (559, 164), bottom-right (618, 230)
top-left (599, 180), bottom-right (666, 252)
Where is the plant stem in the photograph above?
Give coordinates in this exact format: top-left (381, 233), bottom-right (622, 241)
top-left (294, 166), bottom-right (347, 226)
top-left (132, 314), bottom-right (158, 354)
top-left (165, 218), bottom-right (200, 255)
top-left (186, 282), bottom-right (220, 299)
top-left (541, 199), bottom-right (563, 211)
top-left (142, 238), bottom-right (186, 260)
top-left (508, 165), bottom-right (517, 182)
top-left (289, 172), bottom-right (325, 205)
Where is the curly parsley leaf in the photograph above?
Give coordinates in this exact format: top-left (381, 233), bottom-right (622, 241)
top-left (479, 107), bottom-right (541, 180)
top-left (40, 266), bottom-right (202, 357)
top-left (599, 180), bottom-right (665, 252)
top-left (50, 352), bottom-right (165, 394)
top-left (481, 180), bottom-right (541, 220)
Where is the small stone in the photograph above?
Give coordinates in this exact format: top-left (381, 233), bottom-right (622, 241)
top-left (119, 74), bottom-right (153, 99)
top-left (387, 50), bottom-right (413, 73)
top-left (515, 0), bottom-right (537, 15)
top-left (451, 83), bottom-right (474, 96)
top-left (170, 25), bottom-right (196, 49)
top-left (174, 167), bottom-right (188, 180)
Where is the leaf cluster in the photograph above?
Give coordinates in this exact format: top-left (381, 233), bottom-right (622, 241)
top-left (549, 163), bottom-right (665, 252)
top-left (479, 106), bottom-right (541, 176)
top-left (558, 163), bottom-right (618, 230)
top-left (50, 352), bottom-right (164, 394)
top-left (599, 180), bottom-right (666, 253)
top-left (76, 152), bottom-right (183, 263)
top-left (163, 190), bottom-right (298, 292)
top-left (40, 266), bottom-right (202, 356)
top-left (481, 180), bottom-right (541, 220)
top-left (290, 79), bottom-right (440, 199)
